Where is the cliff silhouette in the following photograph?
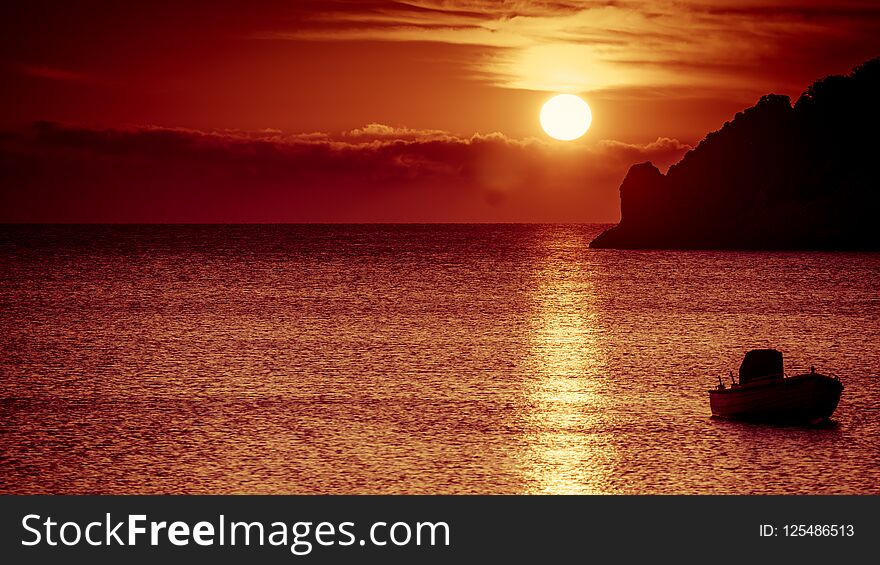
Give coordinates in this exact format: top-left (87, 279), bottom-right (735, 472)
top-left (591, 58), bottom-right (880, 249)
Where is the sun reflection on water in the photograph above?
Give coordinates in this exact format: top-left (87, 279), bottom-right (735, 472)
top-left (522, 228), bottom-right (615, 494)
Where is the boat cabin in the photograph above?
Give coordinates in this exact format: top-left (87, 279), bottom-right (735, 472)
top-left (738, 349), bottom-right (784, 384)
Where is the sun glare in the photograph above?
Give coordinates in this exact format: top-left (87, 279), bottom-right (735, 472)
top-left (540, 94), bottom-right (592, 141)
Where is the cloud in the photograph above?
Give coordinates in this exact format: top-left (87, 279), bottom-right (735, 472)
top-left (598, 137), bottom-right (693, 167)
top-left (343, 123), bottom-right (453, 141)
top-left (0, 121), bottom-right (691, 222)
top-left (255, 1), bottom-right (880, 94)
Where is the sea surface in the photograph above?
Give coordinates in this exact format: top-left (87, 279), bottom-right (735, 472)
top-left (1, 224), bottom-right (878, 494)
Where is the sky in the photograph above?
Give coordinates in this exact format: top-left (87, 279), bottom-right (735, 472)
top-left (2, 0), bottom-right (879, 222)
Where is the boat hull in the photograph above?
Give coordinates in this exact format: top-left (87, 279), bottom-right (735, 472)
top-left (709, 373), bottom-right (843, 424)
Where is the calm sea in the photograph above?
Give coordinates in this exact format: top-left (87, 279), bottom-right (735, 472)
top-left (1, 225), bottom-right (878, 494)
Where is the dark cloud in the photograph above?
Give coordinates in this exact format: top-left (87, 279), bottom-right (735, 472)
top-left (701, 3), bottom-right (880, 20)
top-left (0, 122), bottom-right (690, 222)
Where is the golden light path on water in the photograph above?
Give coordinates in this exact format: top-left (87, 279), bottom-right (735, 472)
top-left (523, 230), bottom-right (613, 494)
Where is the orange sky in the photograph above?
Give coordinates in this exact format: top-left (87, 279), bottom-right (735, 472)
top-left (2, 1), bottom-right (879, 221)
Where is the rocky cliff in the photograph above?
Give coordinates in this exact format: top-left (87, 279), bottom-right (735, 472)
top-left (590, 58), bottom-right (880, 249)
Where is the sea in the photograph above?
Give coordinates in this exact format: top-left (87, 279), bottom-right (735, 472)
top-left (1, 224), bottom-right (878, 494)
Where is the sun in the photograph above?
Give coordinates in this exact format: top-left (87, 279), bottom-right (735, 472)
top-left (540, 94), bottom-right (592, 141)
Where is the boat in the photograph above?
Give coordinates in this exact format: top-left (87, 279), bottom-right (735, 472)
top-left (709, 349), bottom-right (843, 424)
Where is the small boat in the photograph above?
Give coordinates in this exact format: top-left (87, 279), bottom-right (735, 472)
top-left (709, 349), bottom-right (843, 424)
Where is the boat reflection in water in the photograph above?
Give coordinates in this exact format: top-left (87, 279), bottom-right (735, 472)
top-left (709, 349), bottom-right (843, 425)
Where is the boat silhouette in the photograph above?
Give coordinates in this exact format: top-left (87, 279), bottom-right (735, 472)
top-left (709, 349), bottom-right (843, 424)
